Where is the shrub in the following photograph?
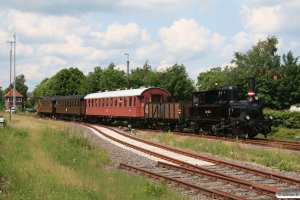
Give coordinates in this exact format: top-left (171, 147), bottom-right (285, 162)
top-left (264, 109), bottom-right (300, 128)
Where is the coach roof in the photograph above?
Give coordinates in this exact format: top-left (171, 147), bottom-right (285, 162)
top-left (84, 87), bottom-right (169, 99)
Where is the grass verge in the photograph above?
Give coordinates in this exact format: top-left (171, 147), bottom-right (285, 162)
top-left (256, 126), bottom-right (300, 141)
top-left (137, 131), bottom-right (300, 173)
top-left (0, 114), bottom-right (187, 200)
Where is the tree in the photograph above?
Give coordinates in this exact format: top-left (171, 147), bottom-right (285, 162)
top-left (32, 78), bottom-right (50, 100)
top-left (47, 67), bottom-right (85, 96)
top-left (282, 51), bottom-right (299, 67)
top-left (197, 67), bottom-right (232, 91)
top-left (79, 67), bottom-right (103, 94)
top-left (129, 62), bottom-right (152, 88)
top-left (230, 36), bottom-right (283, 101)
top-left (129, 61), bottom-right (164, 88)
top-left (32, 68), bottom-right (85, 98)
top-left (98, 63), bottom-right (127, 91)
top-left (232, 36), bottom-right (281, 77)
top-left (279, 51), bottom-right (300, 108)
top-left (161, 64), bottom-right (195, 101)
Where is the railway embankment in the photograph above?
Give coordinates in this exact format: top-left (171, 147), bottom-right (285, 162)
top-left (0, 114), bottom-right (187, 200)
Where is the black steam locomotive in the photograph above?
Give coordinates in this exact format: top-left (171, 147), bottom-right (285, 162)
top-left (187, 78), bottom-right (273, 138)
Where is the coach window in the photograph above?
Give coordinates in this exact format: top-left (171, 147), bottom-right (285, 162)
top-left (124, 97), bottom-right (127, 107)
top-left (114, 98), bottom-right (117, 106)
top-left (134, 97), bottom-right (136, 106)
top-left (105, 98), bottom-right (108, 107)
top-left (129, 97), bottom-right (132, 106)
top-left (110, 98), bottom-right (113, 106)
top-left (98, 99), bottom-right (100, 107)
top-left (119, 97), bottom-right (122, 107)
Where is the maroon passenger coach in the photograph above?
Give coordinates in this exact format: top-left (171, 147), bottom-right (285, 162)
top-left (84, 87), bottom-right (171, 121)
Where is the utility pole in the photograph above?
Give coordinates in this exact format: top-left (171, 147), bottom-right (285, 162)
top-left (124, 53), bottom-right (130, 89)
top-left (7, 33), bottom-right (16, 121)
top-left (13, 34), bottom-right (16, 110)
top-left (124, 53), bottom-right (129, 76)
top-left (7, 39), bottom-right (13, 121)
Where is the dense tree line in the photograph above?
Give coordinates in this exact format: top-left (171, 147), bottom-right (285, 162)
top-left (32, 63), bottom-right (195, 103)
top-left (197, 36), bottom-right (300, 109)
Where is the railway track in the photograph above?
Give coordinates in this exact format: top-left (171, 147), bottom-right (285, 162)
top-left (82, 124), bottom-right (300, 199)
top-left (140, 130), bottom-right (300, 152)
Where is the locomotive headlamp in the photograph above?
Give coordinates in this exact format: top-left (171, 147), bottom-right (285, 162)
top-left (255, 96), bottom-right (259, 100)
top-left (246, 115), bottom-right (250, 120)
top-left (269, 116), bottom-right (273, 120)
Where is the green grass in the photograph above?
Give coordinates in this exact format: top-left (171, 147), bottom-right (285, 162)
top-left (256, 126), bottom-right (300, 141)
top-left (0, 115), bottom-right (188, 200)
top-left (138, 132), bottom-right (300, 173)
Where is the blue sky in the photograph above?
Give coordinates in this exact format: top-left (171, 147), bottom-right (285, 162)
top-left (0, 0), bottom-right (299, 91)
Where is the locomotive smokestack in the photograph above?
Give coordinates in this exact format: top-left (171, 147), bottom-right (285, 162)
top-left (247, 77), bottom-right (256, 96)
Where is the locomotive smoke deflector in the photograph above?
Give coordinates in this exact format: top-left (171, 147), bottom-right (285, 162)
top-left (247, 77), bottom-right (256, 97)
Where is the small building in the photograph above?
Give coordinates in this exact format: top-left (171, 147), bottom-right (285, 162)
top-left (5, 89), bottom-right (23, 110)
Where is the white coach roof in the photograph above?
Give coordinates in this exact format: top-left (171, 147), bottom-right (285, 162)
top-left (84, 87), bottom-right (168, 99)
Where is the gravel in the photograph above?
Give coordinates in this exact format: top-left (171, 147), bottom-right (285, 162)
top-left (70, 123), bottom-right (208, 200)
top-left (71, 123), bottom-right (157, 168)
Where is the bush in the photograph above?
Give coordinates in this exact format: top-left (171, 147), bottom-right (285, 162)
top-left (264, 109), bottom-right (300, 128)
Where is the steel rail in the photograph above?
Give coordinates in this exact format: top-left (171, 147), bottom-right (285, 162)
top-left (119, 163), bottom-right (245, 200)
top-left (156, 161), bottom-right (278, 198)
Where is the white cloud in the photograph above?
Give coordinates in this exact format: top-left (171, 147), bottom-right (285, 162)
top-left (159, 18), bottom-right (224, 59)
top-left (135, 43), bottom-right (161, 61)
top-left (93, 23), bottom-right (150, 48)
top-left (242, 5), bottom-right (282, 33)
top-left (240, 1), bottom-right (300, 35)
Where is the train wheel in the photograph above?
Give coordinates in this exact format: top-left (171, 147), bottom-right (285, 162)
top-left (248, 127), bottom-right (258, 139)
top-left (193, 128), bottom-right (200, 134)
top-left (204, 125), bottom-right (212, 135)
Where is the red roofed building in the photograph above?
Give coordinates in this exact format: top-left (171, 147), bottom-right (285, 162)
top-left (5, 89), bottom-right (23, 110)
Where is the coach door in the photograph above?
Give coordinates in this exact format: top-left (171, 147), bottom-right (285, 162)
top-left (52, 100), bottom-right (56, 115)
